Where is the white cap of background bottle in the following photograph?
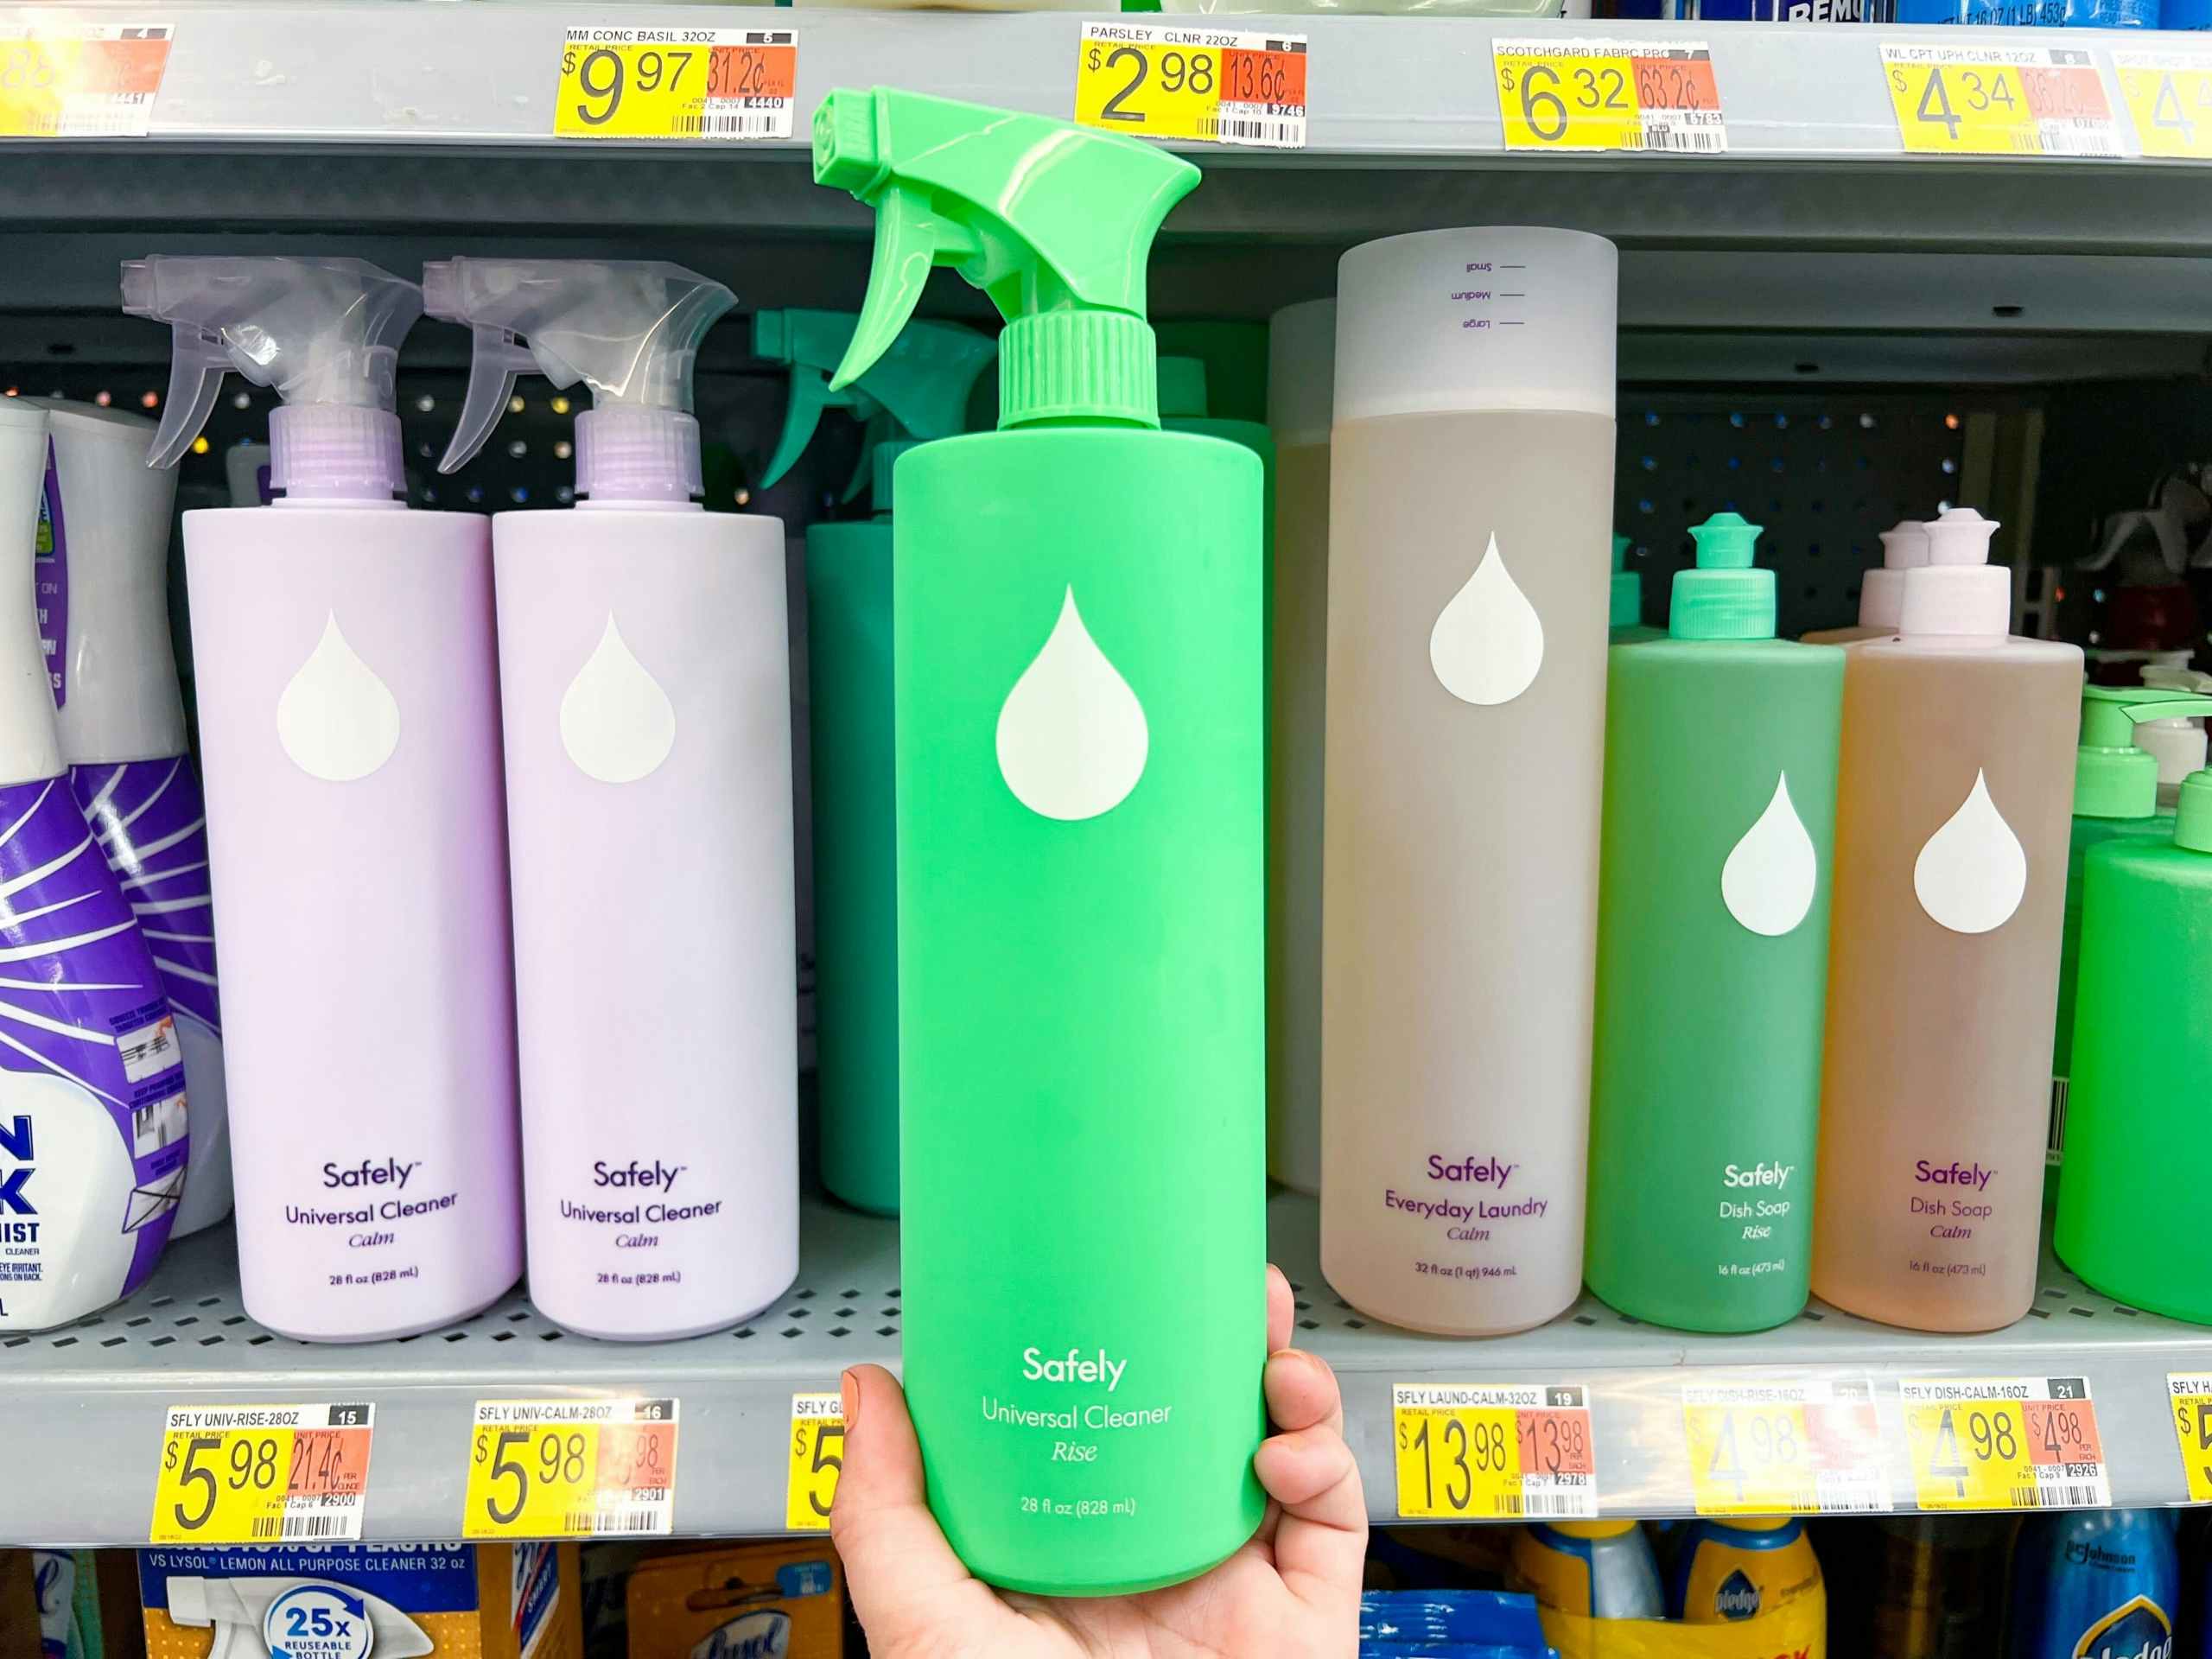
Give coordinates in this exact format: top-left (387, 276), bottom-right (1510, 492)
top-left (1861, 518), bottom-right (1931, 632)
top-left (1901, 507), bottom-right (2009, 639)
top-left (1268, 298), bottom-right (1336, 448)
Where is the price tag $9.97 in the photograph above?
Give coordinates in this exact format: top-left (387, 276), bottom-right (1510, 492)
top-left (555, 28), bottom-right (794, 142)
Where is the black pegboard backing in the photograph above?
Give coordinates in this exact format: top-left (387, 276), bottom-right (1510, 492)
top-left (1617, 392), bottom-right (1974, 640)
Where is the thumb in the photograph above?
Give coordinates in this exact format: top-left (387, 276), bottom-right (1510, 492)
top-left (829, 1365), bottom-right (994, 1647)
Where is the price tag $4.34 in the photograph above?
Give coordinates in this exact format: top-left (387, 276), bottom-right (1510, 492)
top-left (2114, 53), bottom-right (2212, 159)
top-left (1881, 44), bottom-right (2118, 158)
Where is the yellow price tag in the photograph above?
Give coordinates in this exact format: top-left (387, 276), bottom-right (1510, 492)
top-left (2168, 1374), bottom-right (2212, 1502)
top-left (1881, 44), bottom-right (2118, 158)
top-left (149, 1404), bottom-right (373, 1545)
top-left (464, 1399), bottom-right (677, 1539)
top-left (1898, 1376), bottom-right (2108, 1511)
top-left (1075, 23), bottom-right (1307, 149)
top-left (554, 27), bottom-right (793, 142)
top-left (1492, 40), bottom-right (1725, 155)
top-left (1392, 1384), bottom-right (1595, 1521)
top-left (0, 24), bottom-right (171, 138)
top-left (2114, 52), bottom-right (2212, 159)
top-left (1682, 1380), bottom-right (1888, 1516)
top-left (787, 1393), bottom-right (846, 1531)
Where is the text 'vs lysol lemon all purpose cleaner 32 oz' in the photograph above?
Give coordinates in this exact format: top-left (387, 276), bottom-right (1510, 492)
top-left (810, 87), bottom-right (1267, 1595)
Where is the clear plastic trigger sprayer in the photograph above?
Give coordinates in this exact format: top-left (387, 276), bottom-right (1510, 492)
top-left (121, 256), bottom-right (423, 501)
top-left (422, 258), bottom-right (734, 505)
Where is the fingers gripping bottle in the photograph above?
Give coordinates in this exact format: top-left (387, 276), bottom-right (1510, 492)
top-left (424, 258), bottom-right (798, 1339)
top-left (1811, 507), bottom-right (2082, 1332)
top-left (0, 399), bottom-right (189, 1332)
top-left (29, 397), bottom-right (231, 1236)
top-left (125, 256), bottom-right (522, 1341)
top-left (754, 308), bottom-right (997, 1218)
top-left (813, 87), bottom-right (1267, 1592)
top-left (1322, 228), bottom-right (1618, 1335)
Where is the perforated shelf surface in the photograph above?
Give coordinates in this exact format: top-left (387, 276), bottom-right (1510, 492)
top-left (5, 1192), bottom-right (2207, 1542)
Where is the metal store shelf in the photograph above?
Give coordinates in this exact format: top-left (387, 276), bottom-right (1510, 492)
top-left (5, 1190), bottom-right (2206, 1543)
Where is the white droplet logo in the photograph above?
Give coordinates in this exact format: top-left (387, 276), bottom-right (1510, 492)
top-left (995, 587), bottom-right (1149, 822)
top-left (1430, 533), bottom-right (1545, 707)
top-left (560, 615), bottom-right (677, 785)
top-left (1721, 772), bottom-right (1819, 938)
top-left (276, 612), bottom-right (401, 783)
top-left (1914, 768), bottom-right (2028, 935)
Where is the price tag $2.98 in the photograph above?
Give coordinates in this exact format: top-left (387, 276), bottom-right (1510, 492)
top-left (1075, 23), bottom-right (1307, 150)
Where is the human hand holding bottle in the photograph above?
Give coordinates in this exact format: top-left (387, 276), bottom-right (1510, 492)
top-left (832, 1265), bottom-right (1365, 1658)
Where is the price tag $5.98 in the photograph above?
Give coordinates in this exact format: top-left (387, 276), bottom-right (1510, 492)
top-left (149, 1404), bottom-right (374, 1545)
top-left (787, 1393), bottom-right (846, 1531)
top-left (464, 1399), bottom-right (678, 1539)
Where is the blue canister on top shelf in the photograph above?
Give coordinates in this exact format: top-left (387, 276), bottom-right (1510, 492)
top-left (1675, 0), bottom-right (1891, 16)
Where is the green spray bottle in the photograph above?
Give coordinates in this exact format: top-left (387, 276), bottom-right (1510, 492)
top-left (1586, 513), bottom-right (1845, 1332)
top-left (813, 87), bottom-right (1266, 1593)
top-left (756, 308), bottom-right (996, 1217)
top-left (2056, 714), bottom-right (2212, 1321)
top-left (2052, 684), bottom-right (2192, 1193)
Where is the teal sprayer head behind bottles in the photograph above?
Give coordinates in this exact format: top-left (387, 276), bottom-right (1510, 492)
top-left (122, 255), bottom-right (422, 499)
top-left (2116, 699), bottom-right (2212, 848)
top-left (2074, 686), bottom-right (2212, 819)
top-left (753, 308), bottom-right (997, 506)
top-left (421, 257), bottom-right (734, 504)
top-left (1612, 532), bottom-right (1639, 630)
top-left (810, 86), bottom-right (1200, 430)
top-left (1672, 512), bottom-right (1774, 640)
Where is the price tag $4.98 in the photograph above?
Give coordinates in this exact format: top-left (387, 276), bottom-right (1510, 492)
top-left (2114, 54), bottom-right (2212, 159)
top-left (1900, 1377), bottom-right (2108, 1511)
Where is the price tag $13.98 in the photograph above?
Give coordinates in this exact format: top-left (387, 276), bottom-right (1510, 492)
top-left (1393, 1384), bottom-right (1597, 1520)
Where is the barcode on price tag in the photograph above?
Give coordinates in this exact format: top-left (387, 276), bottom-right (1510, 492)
top-left (1899, 1376), bottom-right (2109, 1511)
top-left (1492, 39), bottom-right (1726, 154)
top-left (149, 1403), bottom-right (374, 1544)
top-left (1881, 43), bottom-right (2119, 158)
top-left (1076, 22), bottom-right (1307, 150)
top-left (0, 22), bottom-right (171, 138)
top-left (464, 1398), bottom-right (677, 1538)
top-left (2168, 1374), bottom-right (2212, 1502)
top-left (2113, 51), bottom-right (2212, 159)
top-left (1392, 1382), bottom-right (1598, 1520)
top-left (1681, 1378), bottom-right (1891, 1516)
top-left (554, 28), bottom-right (794, 142)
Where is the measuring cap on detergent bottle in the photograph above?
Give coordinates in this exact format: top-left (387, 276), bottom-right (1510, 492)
top-left (1671, 512), bottom-right (1774, 641)
top-left (123, 256), bottom-right (421, 500)
top-left (423, 257), bottom-right (734, 503)
top-left (811, 86), bottom-right (1198, 429)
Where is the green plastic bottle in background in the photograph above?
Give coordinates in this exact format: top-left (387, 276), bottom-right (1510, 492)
top-left (1586, 513), bottom-right (1844, 1332)
top-left (2057, 715), bottom-right (2212, 1321)
top-left (755, 309), bottom-right (997, 1217)
top-left (2052, 684), bottom-right (2190, 1195)
top-left (1611, 531), bottom-right (1664, 642)
top-left (814, 86), bottom-right (1266, 1593)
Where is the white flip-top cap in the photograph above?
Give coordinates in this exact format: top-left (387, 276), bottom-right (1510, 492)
top-left (1860, 518), bottom-right (1931, 629)
top-left (1900, 507), bottom-right (2009, 639)
top-left (1334, 228), bottom-right (1616, 424)
top-left (1268, 298), bottom-right (1335, 447)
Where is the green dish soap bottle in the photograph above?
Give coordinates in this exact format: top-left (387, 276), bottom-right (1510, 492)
top-left (2053, 684), bottom-right (2192, 1194)
top-left (2056, 719), bottom-right (2212, 1322)
top-left (756, 308), bottom-right (997, 1217)
top-left (813, 87), bottom-right (1267, 1593)
top-left (1586, 513), bottom-right (1844, 1332)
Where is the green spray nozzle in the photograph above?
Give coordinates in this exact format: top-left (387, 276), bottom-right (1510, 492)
top-left (2074, 686), bottom-right (2212, 818)
top-left (811, 86), bottom-right (1199, 429)
top-left (754, 308), bottom-right (996, 491)
top-left (1671, 512), bottom-right (1775, 641)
